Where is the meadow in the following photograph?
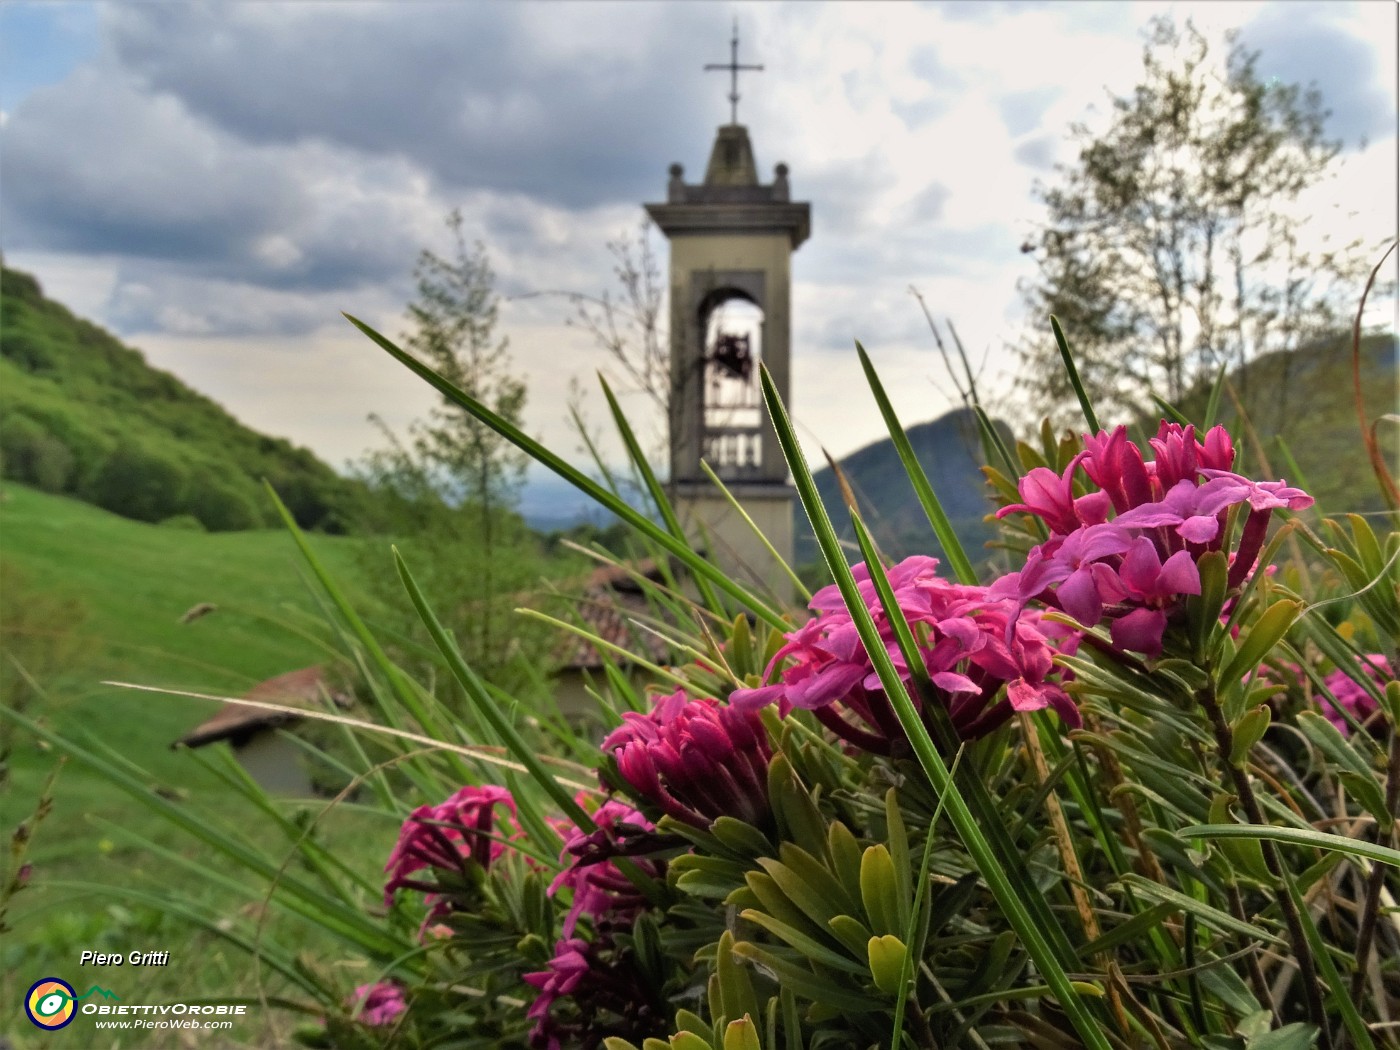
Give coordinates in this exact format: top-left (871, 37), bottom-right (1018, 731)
top-left (1, 482), bottom-right (391, 1048)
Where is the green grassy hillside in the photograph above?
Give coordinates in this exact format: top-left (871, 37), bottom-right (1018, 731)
top-left (1, 482), bottom-right (389, 1046)
top-left (1173, 331), bottom-right (1398, 516)
top-left (0, 264), bottom-right (371, 532)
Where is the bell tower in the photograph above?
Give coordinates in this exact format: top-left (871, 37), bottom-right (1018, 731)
top-left (645, 28), bottom-right (810, 597)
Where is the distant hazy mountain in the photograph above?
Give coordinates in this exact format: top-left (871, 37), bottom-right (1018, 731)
top-left (798, 406), bottom-right (1007, 572)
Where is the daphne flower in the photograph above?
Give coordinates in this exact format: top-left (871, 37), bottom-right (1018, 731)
top-left (996, 454), bottom-right (1110, 536)
top-left (1149, 422), bottom-right (1236, 489)
top-left (603, 691), bottom-right (772, 830)
top-left (731, 556), bottom-right (1078, 753)
top-left (1320, 655), bottom-right (1391, 734)
top-left (383, 784), bottom-right (518, 909)
top-left (347, 982), bottom-right (406, 1027)
top-left (1081, 425), bottom-right (1154, 512)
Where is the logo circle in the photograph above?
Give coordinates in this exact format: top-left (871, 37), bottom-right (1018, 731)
top-left (26, 978), bottom-right (77, 1030)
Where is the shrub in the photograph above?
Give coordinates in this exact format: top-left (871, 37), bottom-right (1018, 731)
top-left (87, 440), bottom-right (191, 523)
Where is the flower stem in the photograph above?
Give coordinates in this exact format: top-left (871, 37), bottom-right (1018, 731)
top-left (1348, 729), bottom-right (1400, 1006)
top-left (1198, 685), bottom-right (1331, 1048)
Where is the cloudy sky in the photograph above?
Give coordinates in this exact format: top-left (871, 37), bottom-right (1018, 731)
top-left (2, 1), bottom-right (1395, 506)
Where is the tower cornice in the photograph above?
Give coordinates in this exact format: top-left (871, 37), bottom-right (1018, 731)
top-left (644, 202), bottom-right (810, 250)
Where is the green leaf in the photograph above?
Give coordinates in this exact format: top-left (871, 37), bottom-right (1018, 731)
top-left (854, 341), bottom-right (977, 584)
top-left (1050, 315), bottom-right (1100, 433)
top-left (1295, 712), bottom-right (1389, 824)
top-left (867, 935), bottom-right (908, 997)
top-left (724, 1018), bottom-right (762, 1050)
top-left (346, 313), bottom-right (788, 631)
top-left (392, 549), bottom-right (608, 849)
top-left (1220, 600), bottom-right (1303, 687)
top-left (860, 845), bottom-right (902, 937)
top-left (712, 816), bottom-right (775, 859)
top-left (729, 942), bottom-right (885, 1014)
top-left (759, 364), bottom-right (1109, 1049)
top-left (1245, 1024), bottom-right (1319, 1050)
top-left (1119, 874), bottom-right (1283, 947)
top-left (717, 930), bottom-right (763, 1029)
top-left (827, 821), bottom-right (865, 903)
top-left (1229, 705), bottom-right (1271, 767)
top-left (1180, 824), bottom-right (1400, 869)
top-left (739, 911), bottom-right (868, 974)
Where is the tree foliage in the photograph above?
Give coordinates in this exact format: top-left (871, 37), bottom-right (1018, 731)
top-left (0, 265), bottom-right (372, 533)
top-left (356, 212), bottom-right (551, 691)
top-left (1017, 16), bottom-right (1370, 421)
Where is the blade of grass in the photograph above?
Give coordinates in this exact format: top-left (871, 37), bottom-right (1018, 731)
top-left (1, 706), bottom-right (406, 958)
top-left (855, 341), bottom-right (977, 585)
top-left (847, 511), bottom-right (1080, 966)
top-left (599, 373), bottom-right (725, 617)
top-left (890, 746), bottom-right (966, 1049)
top-left (392, 547), bottom-right (596, 833)
top-left (1050, 317), bottom-right (1099, 434)
top-left (1180, 825), bottom-right (1400, 869)
top-left (1202, 362), bottom-right (1230, 432)
top-left (345, 313), bottom-right (787, 631)
top-left (265, 484), bottom-right (470, 783)
top-left (700, 459), bottom-right (811, 603)
top-left (760, 363), bottom-right (1111, 1050)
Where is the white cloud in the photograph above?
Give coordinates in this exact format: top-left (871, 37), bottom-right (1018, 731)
top-left (1, 0), bottom-right (1393, 475)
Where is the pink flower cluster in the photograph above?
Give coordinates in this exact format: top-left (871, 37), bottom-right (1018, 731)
top-left (730, 556), bottom-right (1078, 752)
top-left (524, 798), bottom-right (666, 1049)
top-left (991, 423), bottom-right (1312, 657)
top-left (347, 981), bottom-right (406, 1027)
top-left (1321, 654), bottom-right (1391, 734)
top-left (602, 690), bottom-right (773, 829)
top-left (383, 784), bottom-right (519, 918)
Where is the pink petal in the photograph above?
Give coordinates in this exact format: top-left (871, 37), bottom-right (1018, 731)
top-left (1110, 608), bottom-right (1167, 657)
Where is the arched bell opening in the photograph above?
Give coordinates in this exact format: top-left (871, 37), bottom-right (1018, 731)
top-left (697, 290), bottom-right (765, 475)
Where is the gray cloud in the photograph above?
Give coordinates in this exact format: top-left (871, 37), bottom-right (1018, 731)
top-left (998, 88), bottom-right (1060, 138)
top-left (1012, 135), bottom-right (1055, 170)
top-left (103, 2), bottom-right (722, 209)
top-left (1239, 5), bottom-right (1396, 148)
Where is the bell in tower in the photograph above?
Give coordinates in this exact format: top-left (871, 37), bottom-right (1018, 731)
top-left (645, 25), bottom-right (811, 598)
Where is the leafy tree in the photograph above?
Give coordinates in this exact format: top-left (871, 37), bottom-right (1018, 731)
top-left (357, 212), bottom-right (548, 689)
top-left (1017, 15), bottom-right (1372, 422)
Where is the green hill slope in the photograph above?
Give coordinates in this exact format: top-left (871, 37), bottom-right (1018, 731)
top-left (1173, 331), bottom-right (1398, 516)
top-left (799, 333), bottom-right (1396, 578)
top-left (0, 481), bottom-right (386, 1046)
top-left (0, 264), bottom-right (370, 532)
top-left (800, 406), bottom-right (1008, 572)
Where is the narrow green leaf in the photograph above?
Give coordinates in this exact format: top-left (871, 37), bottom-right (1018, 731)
top-left (739, 910), bottom-right (868, 974)
top-left (860, 845), bottom-right (902, 937)
top-left (1151, 395), bottom-right (1192, 427)
top-left (1049, 316), bottom-right (1099, 433)
top-left (346, 313), bottom-right (788, 630)
top-left (1119, 875), bottom-right (1283, 947)
top-left (1203, 362), bottom-right (1229, 431)
top-left (759, 364), bottom-right (1109, 1050)
top-left (599, 373), bottom-right (724, 617)
top-left (1180, 824), bottom-right (1400, 869)
top-left (1229, 705), bottom-right (1271, 767)
top-left (854, 341), bottom-right (977, 584)
top-left (1220, 600), bottom-right (1303, 686)
top-left (393, 548), bottom-right (594, 837)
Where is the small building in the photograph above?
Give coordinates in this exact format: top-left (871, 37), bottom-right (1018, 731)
top-left (551, 561), bottom-right (675, 721)
top-left (173, 665), bottom-right (350, 796)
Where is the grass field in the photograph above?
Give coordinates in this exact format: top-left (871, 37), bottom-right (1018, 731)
top-left (1, 482), bottom-right (397, 1048)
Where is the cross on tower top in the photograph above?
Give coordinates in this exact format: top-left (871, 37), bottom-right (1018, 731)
top-left (704, 20), bottom-right (763, 126)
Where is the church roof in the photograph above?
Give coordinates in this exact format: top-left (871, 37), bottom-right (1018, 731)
top-left (646, 126), bottom-right (810, 248)
top-left (173, 666), bottom-right (348, 749)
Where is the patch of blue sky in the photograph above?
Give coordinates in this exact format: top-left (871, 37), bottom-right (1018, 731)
top-left (0, 1), bottom-right (99, 113)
